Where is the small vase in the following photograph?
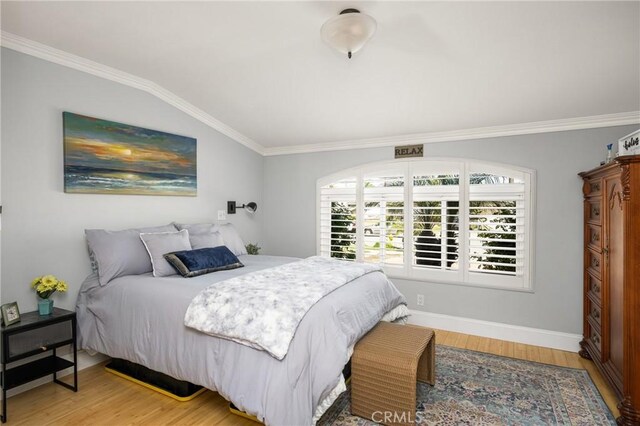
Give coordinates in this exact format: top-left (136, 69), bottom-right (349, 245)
top-left (38, 298), bottom-right (54, 316)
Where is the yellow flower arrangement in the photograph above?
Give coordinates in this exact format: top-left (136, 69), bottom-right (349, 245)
top-left (31, 275), bottom-right (68, 299)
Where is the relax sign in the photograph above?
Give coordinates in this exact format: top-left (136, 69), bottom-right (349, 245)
top-left (619, 130), bottom-right (640, 156)
top-left (395, 144), bottom-right (424, 159)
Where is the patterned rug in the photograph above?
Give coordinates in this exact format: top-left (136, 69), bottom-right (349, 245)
top-left (318, 345), bottom-right (615, 425)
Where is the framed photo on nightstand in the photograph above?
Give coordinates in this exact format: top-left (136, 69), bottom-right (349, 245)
top-left (1, 302), bottom-right (21, 326)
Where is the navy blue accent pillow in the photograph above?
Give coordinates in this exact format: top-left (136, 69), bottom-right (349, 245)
top-left (164, 246), bottom-right (244, 278)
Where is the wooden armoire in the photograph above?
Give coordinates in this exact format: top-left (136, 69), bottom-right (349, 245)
top-left (579, 155), bottom-right (640, 425)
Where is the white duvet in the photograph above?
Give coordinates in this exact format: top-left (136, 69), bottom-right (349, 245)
top-left (184, 256), bottom-right (383, 359)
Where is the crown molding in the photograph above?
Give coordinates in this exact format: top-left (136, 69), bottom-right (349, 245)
top-left (0, 31), bottom-right (265, 155)
top-left (263, 111), bottom-right (640, 156)
top-left (2, 32), bottom-right (637, 158)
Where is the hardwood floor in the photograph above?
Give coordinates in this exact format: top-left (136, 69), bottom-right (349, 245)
top-left (5, 330), bottom-right (619, 425)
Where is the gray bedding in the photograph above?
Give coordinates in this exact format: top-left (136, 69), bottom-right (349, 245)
top-left (76, 255), bottom-right (406, 425)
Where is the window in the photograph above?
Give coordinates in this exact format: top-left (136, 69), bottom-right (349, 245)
top-left (318, 159), bottom-right (534, 290)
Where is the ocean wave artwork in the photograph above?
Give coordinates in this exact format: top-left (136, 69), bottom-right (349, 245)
top-left (63, 112), bottom-right (197, 196)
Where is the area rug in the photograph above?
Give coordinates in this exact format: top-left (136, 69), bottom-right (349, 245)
top-left (318, 345), bottom-right (616, 425)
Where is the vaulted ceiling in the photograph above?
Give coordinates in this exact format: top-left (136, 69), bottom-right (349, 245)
top-left (2, 1), bottom-right (639, 154)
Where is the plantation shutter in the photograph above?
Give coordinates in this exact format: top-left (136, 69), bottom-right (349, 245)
top-left (362, 172), bottom-right (405, 268)
top-left (319, 177), bottom-right (357, 261)
top-left (467, 167), bottom-right (528, 287)
top-left (410, 164), bottom-right (462, 281)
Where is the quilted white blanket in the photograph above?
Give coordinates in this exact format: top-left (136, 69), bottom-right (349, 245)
top-left (184, 256), bottom-right (382, 359)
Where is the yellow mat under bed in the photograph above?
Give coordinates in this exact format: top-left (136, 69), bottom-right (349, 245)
top-left (105, 365), bottom-right (207, 402)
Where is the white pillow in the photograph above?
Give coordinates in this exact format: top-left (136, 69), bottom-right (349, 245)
top-left (140, 229), bottom-right (192, 277)
top-left (174, 223), bottom-right (224, 249)
top-left (218, 223), bottom-right (247, 256)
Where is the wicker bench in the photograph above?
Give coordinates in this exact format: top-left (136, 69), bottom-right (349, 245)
top-left (351, 322), bottom-right (435, 426)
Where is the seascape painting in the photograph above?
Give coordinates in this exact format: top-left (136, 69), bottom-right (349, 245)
top-left (63, 112), bottom-right (197, 196)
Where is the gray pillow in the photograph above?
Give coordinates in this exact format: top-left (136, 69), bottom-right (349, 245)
top-left (86, 224), bottom-right (177, 285)
top-left (140, 229), bottom-right (192, 277)
top-left (218, 223), bottom-right (248, 256)
top-left (174, 223), bottom-right (224, 249)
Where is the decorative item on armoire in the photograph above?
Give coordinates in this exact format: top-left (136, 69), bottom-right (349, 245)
top-left (579, 154), bottom-right (640, 425)
top-left (30, 275), bottom-right (68, 315)
top-left (618, 129), bottom-right (640, 156)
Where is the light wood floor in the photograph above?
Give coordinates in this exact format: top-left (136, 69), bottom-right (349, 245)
top-left (5, 330), bottom-right (619, 425)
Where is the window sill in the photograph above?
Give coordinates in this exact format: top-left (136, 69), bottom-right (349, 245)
top-left (385, 271), bottom-right (534, 293)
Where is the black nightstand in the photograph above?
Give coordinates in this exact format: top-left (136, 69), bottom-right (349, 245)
top-left (1, 308), bottom-right (77, 423)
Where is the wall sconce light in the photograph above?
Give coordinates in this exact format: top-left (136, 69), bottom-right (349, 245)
top-left (227, 201), bottom-right (258, 214)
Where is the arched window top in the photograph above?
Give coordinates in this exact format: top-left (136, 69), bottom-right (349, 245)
top-left (319, 158), bottom-right (533, 186)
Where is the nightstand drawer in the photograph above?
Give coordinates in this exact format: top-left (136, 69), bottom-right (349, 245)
top-left (5, 320), bottom-right (73, 361)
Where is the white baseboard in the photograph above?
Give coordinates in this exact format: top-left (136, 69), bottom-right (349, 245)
top-left (3, 349), bottom-right (109, 399)
top-left (407, 309), bottom-right (581, 353)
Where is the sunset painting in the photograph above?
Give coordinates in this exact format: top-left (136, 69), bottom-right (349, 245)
top-left (63, 112), bottom-right (197, 196)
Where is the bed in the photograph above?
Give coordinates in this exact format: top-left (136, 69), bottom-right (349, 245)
top-left (76, 254), bottom-right (407, 425)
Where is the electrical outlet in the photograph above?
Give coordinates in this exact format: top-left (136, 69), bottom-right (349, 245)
top-left (417, 294), bottom-right (425, 306)
top-left (217, 210), bottom-right (227, 221)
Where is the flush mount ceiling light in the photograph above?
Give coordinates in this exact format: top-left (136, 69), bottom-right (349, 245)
top-left (321, 8), bottom-right (377, 59)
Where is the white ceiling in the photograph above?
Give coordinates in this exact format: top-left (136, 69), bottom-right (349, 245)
top-left (2, 1), bottom-right (639, 152)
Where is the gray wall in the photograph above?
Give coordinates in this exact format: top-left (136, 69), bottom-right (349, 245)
top-left (2, 46), bottom-right (637, 336)
top-left (0, 48), bottom-right (264, 311)
top-left (262, 125), bottom-right (638, 334)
